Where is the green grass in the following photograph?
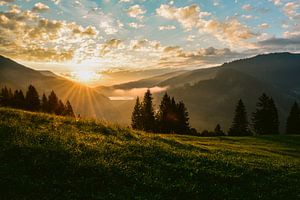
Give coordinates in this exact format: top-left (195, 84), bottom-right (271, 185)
top-left (0, 107), bottom-right (299, 200)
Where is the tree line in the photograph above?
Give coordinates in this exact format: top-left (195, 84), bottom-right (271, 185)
top-left (132, 91), bottom-right (300, 136)
top-left (227, 93), bottom-right (299, 136)
top-left (131, 90), bottom-right (193, 134)
top-left (0, 85), bottom-right (75, 117)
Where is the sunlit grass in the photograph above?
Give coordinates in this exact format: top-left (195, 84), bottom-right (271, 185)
top-left (0, 107), bottom-right (299, 199)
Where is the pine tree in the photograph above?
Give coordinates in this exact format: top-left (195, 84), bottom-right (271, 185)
top-left (48, 90), bottom-right (59, 114)
top-left (13, 90), bottom-right (25, 109)
top-left (286, 102), bottom-right (300, 135)
top-left (176, 101), bottom-right (190, 134)
top-left (131, 97), bottom-right (143, 130)
top-left (229, 99), bottom-right (250, 136)
top-left (64, 100), bottom-right (75, 117)
top-left (0, 87), bottom-right (13, 106)
top-left (214, 124), bottom-right (224, 136)
top-left (25, 85), bottom-right (40, 111)
top-left (141, 89), bottom-right (156, 132)
top-left (252, 93), bottom-right (279, 135)
top-left (157, 93), bottom-right (172, 133)
top-left (41, 93), bottom-right (49, 113)
top-left (56, 100), bottom-right (65, 115)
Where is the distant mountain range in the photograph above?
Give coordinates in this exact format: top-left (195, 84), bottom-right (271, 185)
top-left (97, 52), bottom-right (300, 131)
top-left (1, 53), bottom-right (299, 131)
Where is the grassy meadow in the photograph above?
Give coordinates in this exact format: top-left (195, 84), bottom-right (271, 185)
top-left (0, 107), bottom-right (299, 199)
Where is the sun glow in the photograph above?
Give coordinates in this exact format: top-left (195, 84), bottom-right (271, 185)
top-left (73, 70), bottom-right (100, 84)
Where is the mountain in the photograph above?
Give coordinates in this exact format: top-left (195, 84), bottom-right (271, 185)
top-left (1, 53), bottom-right (299, 131)
top-left (0, 55), bottom-right (120, 121)
top-left (1, 107), bottom-right (299, 199)
top-left (105, 52), bottom-right (300, 131)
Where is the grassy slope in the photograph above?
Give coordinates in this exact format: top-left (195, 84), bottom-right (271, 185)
top-left (0, 108), bottom-right (299, 200)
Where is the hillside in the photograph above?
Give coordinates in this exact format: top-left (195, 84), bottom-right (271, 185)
top-left (101, 53), bottom-right (300, 131)
top-left (0, 55), bottom-right (120, 121)
top-left (0, 107), bottom-right (299, 199)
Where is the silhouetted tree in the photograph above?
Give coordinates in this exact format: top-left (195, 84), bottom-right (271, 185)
top-left (214, 124), bottom-right (225, 136)
top-left (157, 93), bottom-right (172, 133)
top-left (25, 85), bottom-right (40, 111)
top-left (0, 86), bottom-right (13, 106)
top-left (41, 93), bottom-right (49, 113)
top-left (131, 97), bottom-right (143, 130)
top-left (176, 101), bottom-right (190, 134)
top-left (286, 102), bottom-right (300, 135)
top-left (56, 100), bottom-right (65, 115)
top-left (48, 90), bottom-right (59, 114)
top-left (229, 99), bottom-right (251, 136)
top-left (13, 90), bottom-right (25, 109)
top-left (252, 93), bottom-right (279, 135)
top-left (155, 93), bottom-right (191, 134)
top-left (64, 100), bottom-right (75, 117)
top-left (141, 89), bottom-right (156, 132)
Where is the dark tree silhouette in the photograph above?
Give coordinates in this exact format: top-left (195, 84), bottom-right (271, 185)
top-left (64, 100), bottom-right (75, 117)
top-left (157, 93), bottom-right (172, 133)
top-left (214, 124), bottom-right (225, 136)
top-left (13, 90), bottom-right (25, 109)
top-left (0, 87), bottom-right (13, 106)
top-left (25, 85), bottom-right (40, 111)
top-left (41, 93), bottom-right (49, 113)
top-left (48, 90), bottom-right (59, 114)
top-left (229, 99), bottom-right (251, 136)
top-left (286, 102), bottom-right (300, 135)
top-left (0, 85), bottom-right (75, 118)
top-left (176, 101), bottom-right (190, 134)
top-left (131, 97), bottom-right (143, 130)
top-left (141, 89), bottom-right (156, 132)
top-left (252, 93), bottom-right (279, 135)
top-left (56, 100), bottom-right (65, 115)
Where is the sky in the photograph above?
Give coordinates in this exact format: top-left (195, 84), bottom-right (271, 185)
top-left (0, 0), bottom-right (299, 85)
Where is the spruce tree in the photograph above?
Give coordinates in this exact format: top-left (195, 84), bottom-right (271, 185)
top-left (157, 93), bottom-right (172, 133)
top-left (25, 85), bottom-right (40, 111)
top-left (229, 99), bottom-right (250, 136)
top-left (56, 100), bottom-right (65, 115)
top-left (13, 90), bottom-right (25, 109)
top-left (141, 89), bottom-right (156, 132)
top-left (41, 93), bottom-right (49, 113)
top-left (131, 97), bottom-right (142, 130)
top-left (64, 100), bottom-right (75, 117)
top-left (1, 87), bottom-right (13, 106)
top-left (214, 124), bottom-right (224, 136)
top-left (176, 101), bottom-right (190, 134)
top-left (252, 93), bottom-right (279, 135)
top-left (286, 102), bottom-right (300, 135)
top-left (48, 90), bottom-right (59, 114)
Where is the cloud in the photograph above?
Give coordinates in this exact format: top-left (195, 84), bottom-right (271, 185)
top-left (32, 2), bottom-right (50, 13)
top-left (258, 37), bottom-right (300, 46)
top-left (130, 39), bottom-right (160, 50)
top-left (283, 2), bottom-right (300, 19)
top-left (51, 0), bottom-right (60, 5)
top-left (128, 22), bottom-right (145, 29)
top-left (156, 4), bottom-right (256, 47)
top-left (258, 23), bottom-right (270, 29)
top-left (0, 6), bottom-right (100, 62)
top-left (119, 0), bottom-right (131, 2)
top-left (242, 4), bottom-right (253, 11)
top-left (156, 4), bottom-right (201, 30)
top-left (269, 0), bottom-right (281, 6)
top-left (100, 39), bottom-right (123, 56)
top-left (0, 0), bottom-right (15, 5)
top-left (127, 5), bottom-right (146, 20)
top-left (158, 25), bottom-right (176, 30)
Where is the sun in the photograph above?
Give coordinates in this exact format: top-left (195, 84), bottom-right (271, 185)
top-left (73, 70), bottom-right (99, 84)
